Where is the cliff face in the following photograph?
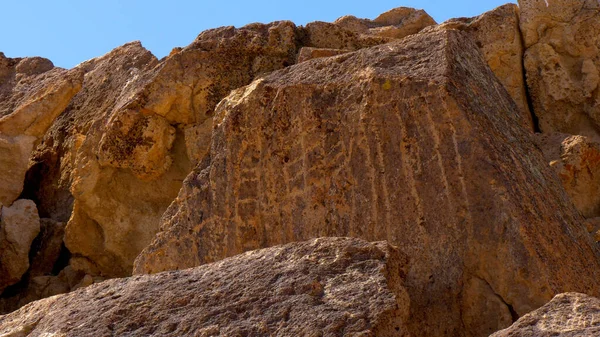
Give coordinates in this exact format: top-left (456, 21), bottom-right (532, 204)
top-left (2, 3), bottom-right (600, 337)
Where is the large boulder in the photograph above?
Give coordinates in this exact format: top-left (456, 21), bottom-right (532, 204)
top-left (0, 54), bottom-right (83, 206)
top-left (134, 29), bottom-right (600, 337)
top-left (519, 0), bottom-right (600, 139)
top-left (0, 200), bottom-right (41, 293)
top-left (0, 238), bottom-right (410, 337)
top-left (491, 293), bottom-right (600, 337)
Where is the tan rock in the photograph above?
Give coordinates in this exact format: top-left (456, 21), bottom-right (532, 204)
top-left (519, 0), bottom-right (600, 139)
top-left (0, 55), bottom-right (83, 206)
top-left (0, 238), bottom-right (410, 337)
top-left (301, 8), bottom-right (435, 53)
top-left (491, 293), bottom-right (600, 337)
top-left (60, 22), bottom-right (302, 278)
top-left (536, 133), bottom-right (600, 218)
top-left (25, 42), bottom-right (159, 224)
top-left (333, 7), bottom-right (436, 40)
top-left (0, 200), bottom-right (41, 293)
top-left (135, 30), bottom-right (600, 337)
top-left (297, 47), bottom-right (351, 63)
top-left (430, 4), bottom-right (532, 130)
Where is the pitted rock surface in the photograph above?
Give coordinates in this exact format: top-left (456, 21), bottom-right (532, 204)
top-left (491, 293), bottom-right (600, 337)
top-left (0, 238), bottom-right (410, 337)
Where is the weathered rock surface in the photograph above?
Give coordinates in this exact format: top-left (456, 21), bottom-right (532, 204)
top-left (135, 29), bottom-right (600, 337)
top-left (334, 7), bottom-right (436, 40)
top-left (0, 200), bottom-right (40, 293)
top-left (491, 293), bottom-right (600, 337)
top-left (430, 4), bottom-right (532, 129)
top-left (0, 54), bottom-right (82, 206)
top-left (59, 22), bottom-right (309, 278)
top-left (297, 47), bottom-right (351, 63)
top-left (299, 7), bottom-right (435, 54)
top-left (0, 238), bottom-right (410, 336)
top-left (519, 0), bottom-right (600, 139)
top-left (536, 133), bottom-right (600, 218)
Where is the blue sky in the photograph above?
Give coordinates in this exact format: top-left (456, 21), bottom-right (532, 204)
top-left (1, 1), bottom-right (515, 69)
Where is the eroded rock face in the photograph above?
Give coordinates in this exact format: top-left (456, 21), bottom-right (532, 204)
top-left (0, 238), bottom-right (410, 337)
top-left (0, 200), bottom-right (41, 293)
top-left (0, 54), bottom-right (83, 206)
top-left (135, 30), bottom-right (600, 337)
top-left (491, 293), bottom-right (600, 337)
top-left (536, 133), bottom-right (600, 218)
top-left (334, 7), bottom-right (436, 40)
top-left (519, 0), bottom-right (600, 139)
top-left (297, 47), bottom-right (351, 63)
top-left (56, 22), bottom-right (304, 278)
top-left (430, 4), bottom-right (532, 130)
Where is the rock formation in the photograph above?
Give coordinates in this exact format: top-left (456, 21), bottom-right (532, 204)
top-left (519, 0), bottom-right (600, 139)
top-left (0, 54), bottom-right (82, 206)
top-left (491, 293), bottom-right (600, 337)
top-left (3, 3), bottom-right (600, 336)
top-left (134, 29), bottom-right (600, 337)
top-left (24, 13), bottom-right (436, 279)
top-left (0, 238), bottom-right (410, 337)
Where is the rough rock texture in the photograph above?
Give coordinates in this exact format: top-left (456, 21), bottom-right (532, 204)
top-left (299, 7), bottom-right (435, 54)
top-left (491, 293), bottom-right (600, 337)
top-left (0, 54), bottom-right (82, 206)
top-left (58, 22), bottom-right (310, 278)
top-left (135, 29), bottom-right (600, 337)
top-left (0, 238), bottom-right (411, 337)
top-left (24, 43), bottom-right (158, 223)
top-left (334, 7), bottom-right (436, 40)
top-left (536, 133), bottom-right (600, 218)
top-left (519, 0), bottom-right (600, 139)
top-left (0, 200), bottom-right (40, 293)
top-left (430, 4), bottom-right (532, 130)
top-left (297, 47), bottom-right (351, 63)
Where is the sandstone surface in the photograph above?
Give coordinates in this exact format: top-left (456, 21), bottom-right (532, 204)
top-left (0, 200), bottom-right (40, 293)
top-left (60, 22), bottom-right (308, 278)
top-left (536, 133), bottom-right (600, 218)
top-left (519, 0), bottom-right (600, 139)
top-left (491, 293), bottom-right (600, 337)
top-left (334, 7), bottom-right (436, 40)
top-left (430, 4), bottom-right (532, 129)
top-left (20, 9), bottom-right (440, 280)
top-left (135, 29), bottom-right (600, 337)
top-left (0, 238), bottom-right (410, 337)
top-left (0, 54), bottom-right (82, 206)
top-left (297, 47), bottom-right (351, 63)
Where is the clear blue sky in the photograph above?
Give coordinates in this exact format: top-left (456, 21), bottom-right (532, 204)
top-left (1, 1), bottom-right (515, 69)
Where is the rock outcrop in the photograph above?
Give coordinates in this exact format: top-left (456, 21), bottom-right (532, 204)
top-left (0, 200), bottom-right (40, 293)
top-left (0, 238), bottom-right (410, 337)
top-left (35, 13), bottom-right (437, 279)
top-left (0, 54), bottom-right (82, 206)
top-left (135, 29), bottom-right (600, 337)
top-left (334, 7), bottom-right (436, 40)
top-left (519, 0), bottom-right (600, 139)
top-left (60, 22), bottom-right (305, 278)
top-left (491, 293), bottom-right (600, 337)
